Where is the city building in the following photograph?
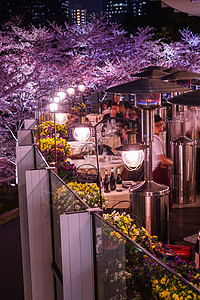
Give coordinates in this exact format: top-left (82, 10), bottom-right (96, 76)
top-left (70, 4), bottom-right (87, 25)
top-left (61, 0), bottom-right (70, 19)
top-left (0, 0), bottom-right (70, 27)
top-left (103, 0), bottom-right (149, 24)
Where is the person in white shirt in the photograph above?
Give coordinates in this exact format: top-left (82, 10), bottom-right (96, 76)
top-left (152, 115), bottom-right (173, 210)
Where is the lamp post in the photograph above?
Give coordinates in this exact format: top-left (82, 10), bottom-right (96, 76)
top-left (67, 83), bottom-right (75, 107)
top-left (116, 131), bottom-right (147, 171)
top-left (49, 102), bottom-right (59, 164)
top-left (72, 116), bottom-right (145, 208)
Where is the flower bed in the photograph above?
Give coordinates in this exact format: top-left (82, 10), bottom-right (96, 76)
top-left (71, 102), bottom-right (86, 116)
top-left (103, 211), bottom-right (200, 299)
top-left (40, 137), bottom-right (71, 164)
top-left (57, 161), bottom-right (77, 183)
top-left (39, 120), bottom-right (68, 139)
top-left (52, 182), bottom-right (108, 215)
top-left (51, 186), bottom-right (200, 299)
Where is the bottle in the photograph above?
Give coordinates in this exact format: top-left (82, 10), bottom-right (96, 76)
top-left (110, 167), bottom-right (116, 191)
top-left (116, 168), bottom-right (122, 192)
top-left (103, 169), bottom-right (110, 193)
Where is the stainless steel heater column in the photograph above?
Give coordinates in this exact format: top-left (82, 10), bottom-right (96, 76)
top-left (131, 98), bottom-right (170, 243)
top-left (170, 106), bottom-right (196, 204)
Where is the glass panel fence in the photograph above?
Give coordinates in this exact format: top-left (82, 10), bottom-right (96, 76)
top-left (93, 213), bottom-right (200, 300)
top-left (26, 119), bottom-right (37, 130)
top-left (49, 171), bottom-right (90, 273)
top-left (34, 145), bottom-right (49, 169)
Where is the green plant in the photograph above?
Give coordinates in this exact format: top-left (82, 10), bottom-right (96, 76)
top-left (56, 161), bottom-right (77, 183)
top-left (52, 183), bottom-right (108, 216)
top-left (39, 120), bottom-right (68, 139)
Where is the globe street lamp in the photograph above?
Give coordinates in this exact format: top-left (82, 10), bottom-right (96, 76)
top-left (57, 88), bottom-right (66, 101)
top-left (116, 131), bottom-right (147, 171)
top-left (49, 102), bottom-right (59, 164)
top-left (73, 124), bottom-right (91, 143)
top-left (78, 81), bottom-right (86, 93)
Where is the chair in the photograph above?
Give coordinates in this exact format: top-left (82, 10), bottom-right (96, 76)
top-left (77, 164), bottom-right (98, 184)
top-left (80, 142), bottom-right (96, 156)
top-left (98, 144), bottom-right (114, 156)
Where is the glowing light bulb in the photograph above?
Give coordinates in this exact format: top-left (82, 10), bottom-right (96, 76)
top-left (55, 113), bottom-right (67, 124)
top-left (67, 84), bottom-right (75, 96)
top-left (78, 82), bottom-right (86, 92)
top-left (50, 103), bottom-right (58, 112)
top-left (122, 150), bottom-right (145, 170)
top-left (57, 91), bottom-right (66, 100)
top-left (53, 96), bottom-right (60, 103)
top-left (73, 127), bottom-right (90, 142)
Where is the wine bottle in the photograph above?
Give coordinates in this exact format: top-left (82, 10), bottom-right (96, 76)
top-left (110, 167), bottom-right (116, 191)
top-left (103, 169), bottom-right (110, 193)
top-left (116, 168), bottom-right (122, 192)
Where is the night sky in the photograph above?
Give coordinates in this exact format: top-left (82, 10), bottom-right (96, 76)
top-left (70, 0), bottom-right (103, 12)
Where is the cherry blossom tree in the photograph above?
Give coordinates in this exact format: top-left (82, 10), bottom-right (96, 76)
top-left (1, 16), bottom-right (200, 179)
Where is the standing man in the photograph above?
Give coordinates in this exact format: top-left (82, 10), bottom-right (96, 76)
top-left (152, 115), bottom-right (173, 209)
top-left (113, 93), bottom-right (121, 105)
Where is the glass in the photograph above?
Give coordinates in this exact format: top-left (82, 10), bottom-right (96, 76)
top-left (136, 93), bottom-right (161, 109)
top-left (49, 171), bottom-right (89, 272)
top-left (34, 146), bottom-right (49, 169)
top-left (93, 213), bottom-right (200, 299)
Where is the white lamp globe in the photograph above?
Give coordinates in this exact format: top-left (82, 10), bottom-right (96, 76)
top-left (53, 96), bottom-right (60, 103)
top-left (55, 113), bottom-right (67, 124)
top-left (67, 85), bottom-right (75, 96)
top-left (122, 149), bottom-right (145, 170)
top-left (50, 103), bottom-right (58, 112)
top-left (73, 127), bottom-right (90, 143)
top-left (57, 91), bottom-right (66, 100)
top-left (78, 82), bottom-right (86, 93)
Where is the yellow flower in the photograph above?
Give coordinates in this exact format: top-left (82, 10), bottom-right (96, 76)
top-left (161, 277), bottom-right (166, 285)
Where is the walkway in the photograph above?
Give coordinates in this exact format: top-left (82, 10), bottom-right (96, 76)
top-left (0, 218), bottom-right (24, 300)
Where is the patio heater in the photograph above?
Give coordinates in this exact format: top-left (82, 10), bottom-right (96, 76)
top-left (106, 78), bottom-right (189, 243)
top-left (131, 92), bottom-right (170, 243)
top-left (168, 90), bottom-right (200, 204)
top-left (131, 68), bottom-right (171, 156)
top-left (161, 69), bottom-right (200, 155)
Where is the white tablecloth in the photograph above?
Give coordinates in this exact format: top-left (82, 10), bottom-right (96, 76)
top-left (91, 135), bottom-right (121, 154)
top-left (103, 188), bottom-right (131, 209)
top-left (68, 156), bottom-right (124, 178)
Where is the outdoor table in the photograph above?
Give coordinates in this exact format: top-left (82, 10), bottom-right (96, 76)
top-left (68, 141), bottom-right (83, 154)
top-left (68, 155), bottom-right (124, 178)
top-left (90, 135), bottom-right (121, 154)
top-left (103, 187), bottom-right (131, 209)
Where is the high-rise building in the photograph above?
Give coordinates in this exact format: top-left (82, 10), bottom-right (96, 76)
top-left (70, 4), bottom-right (87, 25)
top-left (87, 11), bottom-right (97, 23)
top-left (61, 0), bottom-right (70, 19)
top-left (0, 0), bottom-right (70, 27)
top-left (103, 0), bottom-right (149, 24)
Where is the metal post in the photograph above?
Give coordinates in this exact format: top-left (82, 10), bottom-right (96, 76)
top-left (180, 105), bottom-right (186, 137)
top-left (94, 125), bottom-right (102, 208)
top-left (54, 111), bottom-right (57, 164)
top-left (142, 109), bottom-right (154, 181)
